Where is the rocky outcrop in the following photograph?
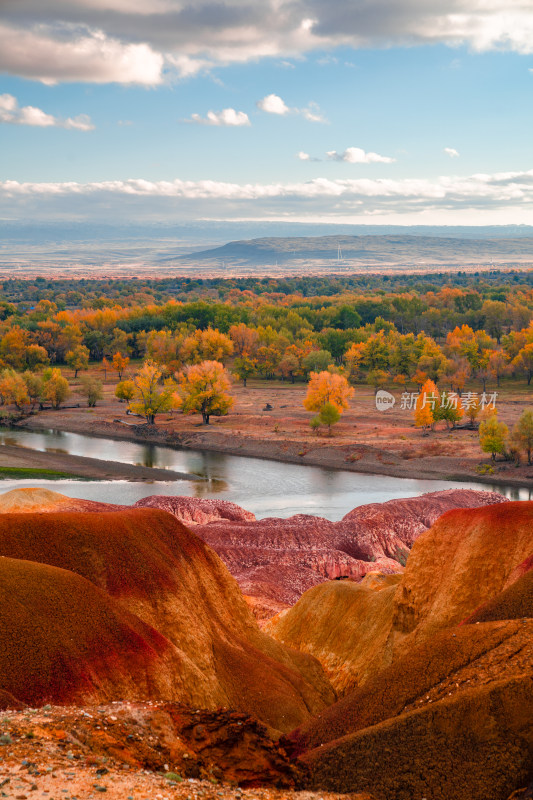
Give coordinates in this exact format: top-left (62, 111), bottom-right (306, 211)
top-left (135, 494), bottom-right (256, 525)
top-left (178, 489), bottom-right (505, 617)
top-left (0, 508), bottom-right (334, 732)
top-left (0, 701), bottom-right (377, 799)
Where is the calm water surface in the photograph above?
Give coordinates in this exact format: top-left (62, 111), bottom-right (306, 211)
top-left (0, 428), bottom-right (530, 520)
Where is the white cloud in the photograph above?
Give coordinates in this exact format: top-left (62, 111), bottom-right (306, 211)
top-left (300, 102), bottom-right (327, 123)
top-left (444, 147), bottom-right (460, 158)
top-left (327, 147), bottom-right (395, 164)
top-left (188, 108), bottom-right (250, 126)
top-left (3, 169), bottom-right (533, 217)
top-left (257, 94), bottom-right (326, 122)
top-left (257, 94), bottom-right (290, 115)
top-left (0, 23), bottom-right (164, 85)
top-left (297, 151), bottom-right (322, 162)
top-left (0, 94), bottom-right (94, 130)
top-left (2, 2), bottom-right (533, 86)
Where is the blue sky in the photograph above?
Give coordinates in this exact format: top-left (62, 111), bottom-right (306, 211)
top-left (1, 1), bottom-right (533, 226)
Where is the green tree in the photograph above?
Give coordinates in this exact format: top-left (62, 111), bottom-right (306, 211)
top-left (434, 393), bottom-right (464, 430)
top-left (319, 401), bottom-right (341, 436)
top-left (512, 409), bottom-right (533, 465)
top-left (302, 349), bottom-right (333, 375)
top-left (78, 376), bottom-right (103, 407)
top-left (479, 412), bottom-right (508, 462)
top-left (310, 416), bottom-right (321, 436)
top-left (233, 355), bottom-right (256, 387)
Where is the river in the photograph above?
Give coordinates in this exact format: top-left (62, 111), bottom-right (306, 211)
top-left (0, 428), bottom-right (530, 520)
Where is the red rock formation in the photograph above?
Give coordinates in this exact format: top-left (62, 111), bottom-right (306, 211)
top-left (462, 569), bottom-right (533, 624)
top-left (335, 487), bottom-right (507, 561)
top-left (389, 500), bottom-right (533, 659)
top-left (0, 557), bottom-right (186, 706)
top-left (0, 508), bottom-right (334, 731)
top-left (135, 494), bottom-right (256, 524)
top-left (187, 489), bottom-right (506, 617)
top-left (268, 499), bottom-right (533, 695)
top-left (288, 620), bottom-right (533, 800)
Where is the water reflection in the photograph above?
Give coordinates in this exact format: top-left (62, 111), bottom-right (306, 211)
top-left (0, 426), bottom-right (531, 519)
top-left (499, 485), bottom-right (533, 502)
top-left (193, 478), bottom-right (228, 496)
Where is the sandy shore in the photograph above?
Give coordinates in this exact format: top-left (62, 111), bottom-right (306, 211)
top-left (0, 442), bottom-right (198, 482)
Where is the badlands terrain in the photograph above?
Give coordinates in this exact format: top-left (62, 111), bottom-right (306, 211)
top-left (0, 486), bottom-right (531, 800)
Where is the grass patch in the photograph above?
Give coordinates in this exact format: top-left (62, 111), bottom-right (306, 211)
top-left (0, 467), bottom-right (90, 480)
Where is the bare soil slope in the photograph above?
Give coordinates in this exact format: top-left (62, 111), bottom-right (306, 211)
top-left (0, 508), bottom-right (334, 731)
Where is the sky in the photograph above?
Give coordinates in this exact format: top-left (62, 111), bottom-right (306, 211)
top-left (1, 1), bottom-right (533, 228)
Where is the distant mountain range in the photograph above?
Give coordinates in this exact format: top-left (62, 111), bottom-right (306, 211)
top-left (177, 234), bottom-right (533, 268)
top-left (1, 222), bottom-right (533, 275)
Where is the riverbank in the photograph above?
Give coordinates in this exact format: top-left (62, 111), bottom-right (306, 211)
top-left (0, 442), bottom-right (198, 482)
top-left (9, 378), bottom-right (533, 490)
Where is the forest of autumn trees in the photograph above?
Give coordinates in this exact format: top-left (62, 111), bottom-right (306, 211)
top-left (0, 276), bottom-right (532, 423)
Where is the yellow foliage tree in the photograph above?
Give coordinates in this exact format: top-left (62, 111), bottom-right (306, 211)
top-left (0, 369), bottom-right (29, 409)
top-left (181, 328), bottom-right (234, 364)
top-left (344, 342), bottom-right (366, 383)
top-left (303, 370), bottom-right (354, 414)
top-left (177, 360), bottom-right (233, 424)
top-left (66, 345), bottom-right (89, 378)
top-left (42, 368), bottom-right (71, 409)
top-left (129, 360), bottom-right (176, 424)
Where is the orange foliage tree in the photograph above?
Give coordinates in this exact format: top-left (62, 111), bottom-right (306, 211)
top-left (228, 323), bottom-right (259, 356)
top-left (112, 351), bottom-right (130, 380)
top-left (414, 378), bottom-right (439, 431)
top-left (303, 370), bottom-right (354, 415)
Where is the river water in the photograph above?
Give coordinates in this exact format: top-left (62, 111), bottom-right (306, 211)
top-left (0, 428), bottom-right (530, 520)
